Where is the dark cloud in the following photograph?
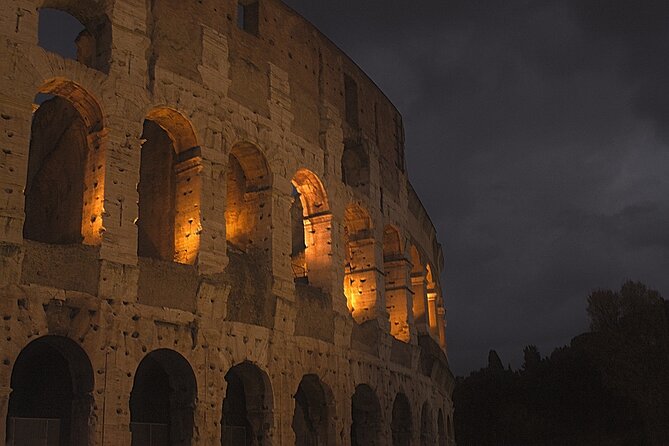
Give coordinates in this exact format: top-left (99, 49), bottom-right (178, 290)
top-left (285, 0), bottom-right (669, 374)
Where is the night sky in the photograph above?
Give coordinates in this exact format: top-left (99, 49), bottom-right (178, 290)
top-left (282, 0), bottom-right (669, 374)
top-left (42, 1), bottom-right (669, 375)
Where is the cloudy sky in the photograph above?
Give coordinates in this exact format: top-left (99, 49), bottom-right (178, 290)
top-left (42, 1), bottom-right (669, 375)
top-left (283, 0), bottom-right (669, 374)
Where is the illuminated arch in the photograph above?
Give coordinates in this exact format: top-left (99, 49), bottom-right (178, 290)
top-left (291, 168), bottom-right (329, 217)
top-left (226, 142), bottom-right (272, 251)
top-left (138, 106), bottom-right (202, 264)
top-left (24, 78), bottom-right (105, 245)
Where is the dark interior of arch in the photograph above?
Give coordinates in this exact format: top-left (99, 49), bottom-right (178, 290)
top-left (420, 404), bottom-right (435, 446)
top-left (37, 6), bottom-right (112, 72)
top-left (222, 362), bottom-right (272, 446)
top-left (130, 349), bottom-right (196, 446)
top-left (7, 336), bottom-right (94, 446)
top-left (351, 385), bottom-right (381, 446)
top-left (438, 409), bottom-right (447, 446)
top-left (292, 375), bottom-right (330, 446)
top-left (138, 119), bottom-right (177, 261)
top-left (391, 393), bottom-right (412, 446)
top-left (341, 140), bottom-right (369, 189)
top-left (24, 96), bottom-right (88, 244)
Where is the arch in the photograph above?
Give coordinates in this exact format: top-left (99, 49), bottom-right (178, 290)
top-left (391, 393), bottom-right (412, 446)
top-left (438, 408), bottom-right (447, 446)
top-left (420, 402), bottom-right (435, 446)
top-left (410, 244), bottom-right (429, 332)
top-left (138, 107), bottom-right (202, 264)
top-left (290, 169), bottom-right (331, 286)
top-left (292, 374), bottom-right (336, 446)
top-left (38, 2), bottom-right (112, 72)
top-left (448, 415), bottom-right (454, 442)
top-left (24, 79), bottom-right (105, 245)
top-left (351, 384), bottom-right (381, 446)
top-left (225, 142), bottom-right (271, 251)
top-left (221, 362), bottom-right (273, 446)
top-left (291, 169), bottom-right (329, 218)
top-left (130, 349), bottom-right (197, 446)
top-left (410, 245), bottom-right (424, 275)
top-left (383, 225), bottom-right (403, 260)
top-left (6, 336), bottom-right (94, 446)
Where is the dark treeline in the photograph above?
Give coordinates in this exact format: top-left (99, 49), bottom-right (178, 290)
top-left (453, 281), bottom-right (669, 446)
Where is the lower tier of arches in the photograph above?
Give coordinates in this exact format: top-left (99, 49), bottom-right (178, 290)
top-left (0, 293), bottom-right (454, 446)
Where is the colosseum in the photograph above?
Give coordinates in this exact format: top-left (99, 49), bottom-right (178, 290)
top-left (0, 0), bottom-right (454, 445)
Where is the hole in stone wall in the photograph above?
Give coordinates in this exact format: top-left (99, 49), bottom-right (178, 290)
top-left (344, 74), bottom-right (359, 127)
top-left (237, 1), bottom-right (259, 36)
top-left (341, 140), bottom-right (370, 189)
top-left (292, 375), bottom-right (332, 446)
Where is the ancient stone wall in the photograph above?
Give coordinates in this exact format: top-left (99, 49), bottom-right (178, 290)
top-left (0, 0), bottom-right (454, 444)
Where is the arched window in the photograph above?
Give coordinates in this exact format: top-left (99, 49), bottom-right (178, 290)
top-left (138, 107), bottom-right (201, 265)
top-left (225, 142), bottom-right (271, 253)
top-left (343, 204), bottom-right (379, 322)
top-left (221, 362), bottom-right (273, 446)
top-left (391, 393), bottom-right (412, 446)
top-left (351, 384), bottom-right (381, 446)
top-left (37, 4), bottom-right (112, 72)
top-left (409, 245), bottom-right (429, 333)
top-left (24, 79), bottom-right (104, 246)
top-left (290, 169), bottom-right (330, 288)
top-left (130, 349), bottom-right (197, 446)
top-left (292, 375), bottom-right (335, 446)
top-left (6, 336), bottom-right (94, 446)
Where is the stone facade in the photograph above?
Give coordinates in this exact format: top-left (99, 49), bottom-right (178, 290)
top-left (0, 0), bottom-right (454, 445)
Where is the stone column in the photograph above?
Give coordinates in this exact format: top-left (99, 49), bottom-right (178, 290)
top-left (384, 257), bottom-right (415, 343)
top-left (411, 273), bottom-right (430, 335)
top-left (344, 237), bottom-right (385, 324)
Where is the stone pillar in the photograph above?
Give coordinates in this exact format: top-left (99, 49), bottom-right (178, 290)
top-left (344, 237), bottom-right (384, 324)
top-left (427, 292), bottom-right (439, 340)
top-left (0, 385), bottom-right (10, 446)
top-left (303, 213), bottom-right (334, 293)
top-left (173, 152), bottom-right (203, 265)
top-left (384, 257), bottom-right (414, 343)
top-left (437, 306), bottom-right (447, 350)
top-left (411, 274), bottom-right (430, 335)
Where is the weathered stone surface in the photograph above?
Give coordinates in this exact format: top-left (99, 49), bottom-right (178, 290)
top-left (0, 1), bottom-right (454, 445)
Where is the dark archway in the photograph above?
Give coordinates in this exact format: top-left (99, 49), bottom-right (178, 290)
top-left (24, 80), bottom-right (104, 246)
top-left (391, 393), bottom-right (412, 446)
top-left (292, 375), bottom-right (335, 446)
top-left (221, 362), bottom-right (273, 446)
top-left (351, 384), bottom-right (381, 446)
top-left (130, 349), bottom-right (197, 446)
top-left (341, 139), bottom-right (369, 189)
top-left (438, 409), bottom-right (447, 446)
top-left (6, 336), bottom-right (94, 446)
top-left (420, 402), bottom-right (435, 446)
top-left (138, 107), bottom-right (201, 264)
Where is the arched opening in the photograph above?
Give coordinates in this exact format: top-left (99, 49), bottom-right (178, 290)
top-left (37, 4), bottom-right (112, 72)
top-left (391, 393), bottom-right (412, 446)
top-left (225, 142), bottom-right (271, 253)
top-left (292, 375), bottom-right (335, 446)
top-left (221, 362), bottom-right (273, 446)
top-left (130, 349), bottom-right (197, 446)
top-left (426, 264), bottom-right (439, 339)
top-left (420, 402), bottom-right (435, 446)
top-left (384, 226), bottom-right (412, 342)
top-left (343, 204), bottom-right (380, 322)
top-left (24, 79), bottom-right (104, 246)
top-left (448, 415), bottom-right (454, 443)
top-left (138, 107), bottom-right (202, 265)
top-left (6, 336), bottom-right (94, 446)
top-left (438, 409), bottom-right (447, 446)
top-left (341, 139), bottom-right (369, 190)
top-left (290, 169), bottom-right (330, 288)
top-left (410, 245), bottom-right (429, 333)
top-left (351, 384), bottom-right (381, 446)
